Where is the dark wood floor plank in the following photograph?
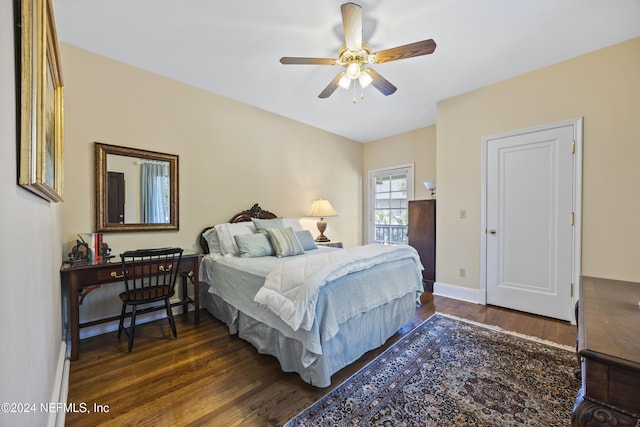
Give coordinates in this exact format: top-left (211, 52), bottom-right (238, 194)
top-left (66, 295), bottom-right (577, 426)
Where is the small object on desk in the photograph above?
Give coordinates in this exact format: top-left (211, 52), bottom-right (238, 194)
top-left (67, 235), bottom-right (112, 263)
top-left (63, 255), bottom-right (115, 265)
top-left (99, 241), bottom-right (111, 260)
top-left (68, 239), bottom-right (89, 261)
top-left (69, 233), bottom-right (112, 262)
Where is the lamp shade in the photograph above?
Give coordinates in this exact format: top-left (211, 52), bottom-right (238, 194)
top-left (423, 181), bottom-right (436, 199)
top-left (423, 181), bottom-right (435, 191)
top-left (359, 70), bottom-right (373, 88)
top-left (338, 73), bottom-right (351, 90)
top-left (310, 199), bottom-right (337, 218)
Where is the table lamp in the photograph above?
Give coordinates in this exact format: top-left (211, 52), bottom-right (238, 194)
top-left (310, 199), bottom-right (337, 242)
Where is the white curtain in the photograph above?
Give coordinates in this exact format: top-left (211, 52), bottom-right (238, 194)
top-left (141, 163), bottom-right (168, 223)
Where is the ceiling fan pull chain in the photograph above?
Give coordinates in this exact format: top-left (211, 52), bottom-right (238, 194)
top-left (353, 79), bottom-right (357, 104)
top-left (356, 78), bottom-right (364, 101)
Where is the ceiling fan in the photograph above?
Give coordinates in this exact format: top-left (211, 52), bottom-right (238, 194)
top-left (280, 2), bottom-right (436, 101)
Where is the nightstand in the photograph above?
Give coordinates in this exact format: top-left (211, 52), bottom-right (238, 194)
top-left (317, 241), bottom-right (343, 248)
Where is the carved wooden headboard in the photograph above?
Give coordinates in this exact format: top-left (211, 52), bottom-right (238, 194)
top-left (199, 204), bottom-right (278, 254)
top-left (227, 203), bottom-right (278, 223)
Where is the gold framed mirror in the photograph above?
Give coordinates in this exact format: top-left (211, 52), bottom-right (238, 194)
top-left (95, 142), bottom-right (179, 232)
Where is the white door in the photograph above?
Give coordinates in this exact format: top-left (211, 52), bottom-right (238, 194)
top-left (485, 121), bottom-right (579, 321)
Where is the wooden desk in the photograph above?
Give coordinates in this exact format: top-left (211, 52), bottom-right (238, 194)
top-left (60, 252), bottom-right (202, 361)
top-left (572, 276), bottom-right (640, 426)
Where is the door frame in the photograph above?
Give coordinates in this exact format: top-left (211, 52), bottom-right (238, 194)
top-left (479, 118), bottom-right (583, 322)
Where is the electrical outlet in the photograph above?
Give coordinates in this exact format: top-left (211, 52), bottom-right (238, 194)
top-left (460, 209), bottom-right (467, 219)
top-left (459, 268), bottom-right (466, 278)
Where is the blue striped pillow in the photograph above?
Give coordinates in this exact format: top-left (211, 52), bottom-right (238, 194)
top-left (265, 227), bottom-right (304, 257)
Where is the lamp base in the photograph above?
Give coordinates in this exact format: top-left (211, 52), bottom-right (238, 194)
top-left (315, 219), bottom-right (330, 242)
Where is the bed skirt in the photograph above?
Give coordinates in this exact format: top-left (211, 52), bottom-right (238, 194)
top-left (200, 283), bottom-right (416, 387)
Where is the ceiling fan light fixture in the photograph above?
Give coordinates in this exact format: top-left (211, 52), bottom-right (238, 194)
top-left (338, 73), bottom-right (351, 90)
top-left (281, 4), bottom-right (436, 101)
top-left (346, 62), bottom-right (361, 79)
top-left (359, 69), bottom-right (373, 88)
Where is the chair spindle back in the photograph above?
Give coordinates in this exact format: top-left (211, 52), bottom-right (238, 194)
top-left (120, 248), bottom-right (184, 301)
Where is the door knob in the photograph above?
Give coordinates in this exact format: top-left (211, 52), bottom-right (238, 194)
top-left (488, 229), bottom-right (497, 235)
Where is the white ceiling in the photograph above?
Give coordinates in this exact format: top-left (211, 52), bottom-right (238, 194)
top-left (53, 0), bottom-right (640, 142)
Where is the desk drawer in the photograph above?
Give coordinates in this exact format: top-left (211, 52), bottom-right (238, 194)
top-left (102, 263), bottom-right (177, 281)
top-left (98, 267), bottom-right (126, 282)
top-left (69, 266), bottom-right (127, 284)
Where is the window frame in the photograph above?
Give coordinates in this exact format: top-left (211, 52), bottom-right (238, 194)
top-left (367, 164), bottom-right (415, 244)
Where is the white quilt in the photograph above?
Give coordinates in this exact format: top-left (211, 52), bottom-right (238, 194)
top-left (253, 244), bottom-right (423, 331)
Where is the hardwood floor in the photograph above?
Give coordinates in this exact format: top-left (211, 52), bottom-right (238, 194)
top-left (66, 294), bottom-right (577, 426)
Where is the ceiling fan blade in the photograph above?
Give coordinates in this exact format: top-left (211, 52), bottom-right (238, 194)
top-left (366, 69), bottom-right (397, 96)
top-left (341, 2), bottom-right (362, 51)
top-left (318, 72), bottom-right (346, 99)
top-left (280, 57), bottom-right (337, 65)
top-left (373, 39), bottom-right (437, 64)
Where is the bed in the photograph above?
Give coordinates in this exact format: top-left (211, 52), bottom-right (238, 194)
top-left (198, 204), bottom-right (424, 387)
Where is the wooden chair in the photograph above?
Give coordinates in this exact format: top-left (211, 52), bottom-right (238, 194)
top-left (117, 247), bottom-right (184, 352)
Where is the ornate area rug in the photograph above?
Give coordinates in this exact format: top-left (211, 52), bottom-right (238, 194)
top-left (285, 313), bottom-right (580, 426)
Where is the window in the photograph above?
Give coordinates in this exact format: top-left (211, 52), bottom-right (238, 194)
top-left (368, 165), bottom-right (414, 244)
top-left (141, 162), bottom-right (170, 223)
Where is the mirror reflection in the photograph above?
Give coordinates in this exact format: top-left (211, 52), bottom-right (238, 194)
top-left (106, 154), bottom-right (171, 224)
top-left (95, 143), bottom-right (179, 232)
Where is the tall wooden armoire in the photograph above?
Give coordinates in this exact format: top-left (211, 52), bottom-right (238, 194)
top-left (408, 199), bottom-right (436, 292)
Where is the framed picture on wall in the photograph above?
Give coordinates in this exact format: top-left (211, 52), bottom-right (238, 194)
top-left (18, 0), bottom-right (64, 202)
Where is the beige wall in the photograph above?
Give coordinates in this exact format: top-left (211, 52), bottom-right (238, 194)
top-left (436, 36), bottom-right (640, 293)
top-left (60, 44), bottom-right (363, 334)
top-left (61, 44), bottom-right (363, 255)
top-left (57, 35), bottom-right (640, 336)
top-left (0, 2), bottom-right (64, 426)
top-left (362, 126), bottom-right (437, 240)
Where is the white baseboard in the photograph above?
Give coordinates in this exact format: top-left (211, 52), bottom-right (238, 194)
top-left (48, 340), bottom-right (69, 427)
top-left (433, 282), bottom-right (485, 305)
top-left (80, 306), bottom-right (185, 339)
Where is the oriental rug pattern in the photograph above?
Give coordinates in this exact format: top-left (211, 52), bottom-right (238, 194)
top-left (285, 313), bottom-right (580, 426)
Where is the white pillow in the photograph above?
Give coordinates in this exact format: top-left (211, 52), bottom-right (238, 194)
top-left (281, 218), bottom-right (304, 231)
top-left (252, 217), bottom-right (284, 233)
top-left (214, 222), bottom-right (257, 256)
top-left (252, 217), bottom-right (303, 232)
top-left (202, 227), bottom-right (223, 256)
